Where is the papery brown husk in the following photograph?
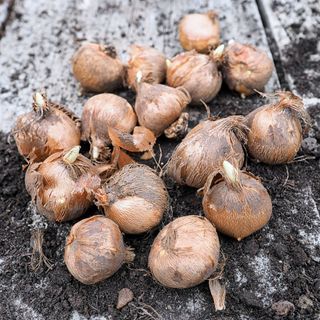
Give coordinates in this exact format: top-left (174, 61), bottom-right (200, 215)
top-left (148, 215), bottom-right (220, 288)
top-left (202, 169), bottom-right (272, 241)
top-left (217, 41), bottom-right (273, 96)
top-left (126, 44), bottom-right (166, 91)
top-left (13, 95), bottom-right (81, 162)
top-left (81, 93), bottom-right (137, 160)
top-left (167, 116), bottom-right (248, 188)
top-left (64, 215), bottom-right (134, 285)
top-left (179, 11), bottom-right (220, 53)
top-left (246, 91), bottom-right (310, 164)
top-left (108, 126), bottom-right (156, 154)
top-left (135, 82), bottom-right (191, 137)
top-left (167, 50), bottom-right (222, 105)
top-left (96, 163), bottom-right (169, 234)
top-left (72, 43), bottom-right (124, 93)
top-left (25, 149), bottom-right (100, 222)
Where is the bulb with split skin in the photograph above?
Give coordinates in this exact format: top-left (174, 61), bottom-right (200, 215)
top-left (134, 72), bottom-right (191, 139)
top-left (81, 93), bottom-right (137, 161)
top-left (13, 92), bottom-right (81, 162)
top-left (25, 146), bottom-right (101, 222)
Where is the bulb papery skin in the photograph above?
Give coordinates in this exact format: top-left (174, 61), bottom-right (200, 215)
top-left (25, 150), bottom-right (99, 222)
top-left (179, 12), bottom-right (220, 53)
top-left (221, 41), bottom-right (273, 96)
top-left (148, 215), bottom-right (220, 288)
top-left (81, 94), bottom-right (137, 159)
top-left (203, 171), bottom-right (272, 240)
top-left (127, 44), bottom-right (166, 91)
top-left (99, 163), bottom-right (169, 234)
top-left (246, 93), bottom-right (306, 164)
top-left (72, 43), bottom-right (124, 93)
top-left (64, 216), bottom-right (128, 285)
top-left (167, 50), bottom-right (222, 105)
top-left (135, 83), bottom-right (191, 137)
top-left (167, 116), bottom-right (247, 188)
top-left (13, 97), bottom-right (81, 162)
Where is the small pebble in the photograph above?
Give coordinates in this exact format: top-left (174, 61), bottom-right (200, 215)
top-left (271, 300), bottom-right (295, 316)
top-left (116, 288), bottom-right (134, 310)
top-left (302, 137), bottom-right (320, 157)
top-left (298, 295), bottom-right (313, 310)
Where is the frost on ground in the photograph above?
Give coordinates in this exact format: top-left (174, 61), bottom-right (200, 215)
top-left (233, 249), bottom-right (286, 309)
top-left (249, 252), bottom-right (286, 307)
top-left (0, 0), bottom-right (279, 133)
top-left (0, 258), bottom-right (5, 271)
top-left (13, 298), bottom-right (44, 320)
top-left (295, 186), bottom-right (320, 262)
top-left (70, 311), bottom-right (109, 320)
top-left (234, 268), bottom-right (248, 287)
top-left (27, 201), bottom-right (48, 230)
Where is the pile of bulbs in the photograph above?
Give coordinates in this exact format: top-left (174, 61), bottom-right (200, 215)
top-left (13, 11), bottom-right (310, 295)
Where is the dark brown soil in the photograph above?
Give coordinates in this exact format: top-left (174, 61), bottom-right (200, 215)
top-left (0, 88), bottom-right (319, 320)
top-left (1, 0), bottom-right (320, 318)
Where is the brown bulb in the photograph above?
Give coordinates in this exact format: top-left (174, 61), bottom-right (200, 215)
top-left (135, 82), bottom-right (191, 137)
top-left (72, 43), bottom-right (124, 93)
top-left (148, 215), bottom-right (220, 288)
top-left (64, 215), bottom-right (134, 284)
top-left (13, 92), bottom-right (81, 162)
top-left (167, 50), bottom-right (222, 105)
top-left (25, 146), bottom-right (100, 222)
top-left (96, 163), bottom-right (169, 234)
top-left (203, 161), bottom-right (272, 240)
top-left (214, 41), bottom-right (273, 97)
top-left (246, 92), bottom-right (309, 164)
top-left (167, 115), bottom-right (248, 188)
top-left (179, 11), bottom-right (220, 53)
top-left (127, 44), bottom-right (166, 91)
top-left (81, 93), bottom-right (137, 160)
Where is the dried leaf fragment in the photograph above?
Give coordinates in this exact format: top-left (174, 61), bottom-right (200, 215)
top-left (108, 126), bottom-right (156, 153)
top-left (209, 278), bottom-right (226, 311)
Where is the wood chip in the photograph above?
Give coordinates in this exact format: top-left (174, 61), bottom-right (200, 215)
top-left (208, 278), bottom-right (226, 311)
top-left (271, 300), bottom-right (295, 316)
top-left (116, 288), bottom-right (134, 310)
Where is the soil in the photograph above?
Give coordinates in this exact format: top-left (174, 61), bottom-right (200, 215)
top-left (1, 0), bottom-right (320, 319)
top-left (0, 87), bottom-right (319, 320)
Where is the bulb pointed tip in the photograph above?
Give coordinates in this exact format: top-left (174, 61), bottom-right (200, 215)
top-left (136, 70), bottom-right (143, 84)
top-left (63, 145), bottom-right (81, 164)
top-left (222, 160), bottom-right (238, 183)
top-left (92, 146), bottom-right (99, 160)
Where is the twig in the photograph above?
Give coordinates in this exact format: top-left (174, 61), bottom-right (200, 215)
top-left (288, 155), bottom-right (316, 163)
top-left (131, 302), bottom-right (163, 320)
top-left (152, 144), bottom-right (163, 176)
top-left (282, 165), bottom-right (289, 187)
